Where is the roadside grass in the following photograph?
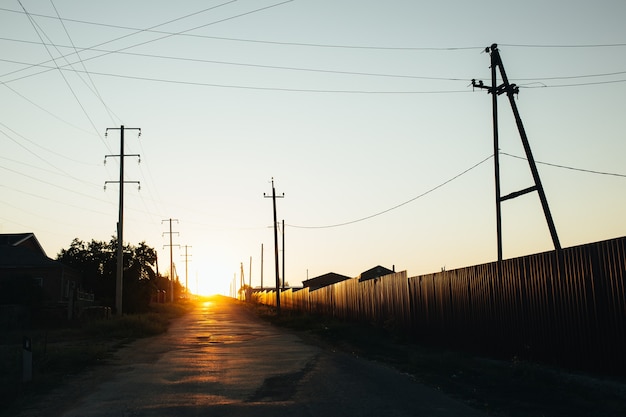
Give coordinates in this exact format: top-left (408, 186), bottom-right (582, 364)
top-left (0, 300), bottom-right (193, 416)
top-left (251, 303), bottom-right (626, 417)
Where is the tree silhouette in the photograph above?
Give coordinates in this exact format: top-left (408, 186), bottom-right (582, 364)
top-left (57, 238), bottom-right (160, 313)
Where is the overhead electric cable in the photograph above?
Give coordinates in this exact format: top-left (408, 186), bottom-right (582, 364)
top-left (2, 7), bottom-right (625, 51)
top-left (521, 79), bottom-right (626, 88)
top-left (0, 6), bottom-right (481, 51)
top-left (1, 0), bottom-right (293, 84)
top-left (6, 53), bottom-right (624, 92)
top-left (49, 0), bottom-right (119, 125)
top-left (0, 164), bottom-right (110, 203)
top-left (18, 0), bottom-right (109, 151)
top-left (288, 154), bottom-right (494, 229)
top-left (501, 152), bottom-right (626, 178)
top-left (1, 61), bottom-right (471, 93)
top-left (0, 39), bottom-right (471, 82)
top-left (0, 83), bottom-right (99, 135)
top-left (5, 37), bottom-right (626, 85)
top-left (0, 121), bottom-right (97, 166)
top-left (0, 1), bottom-right (237, 80)
top-left (0, 126), bottom-right (100, 186)
top-left (500, 42), bottom-right (626, 49)
top-left (0, 183), bottom-right (112, 216)
top-left (0, 155), bottom-right (100, 188)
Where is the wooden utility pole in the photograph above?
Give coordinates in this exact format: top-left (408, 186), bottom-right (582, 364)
top-left (240, 262), bottom-right (245, 300)
top-left (104, 125), bottom-right (141, 315)
top-left (473, 44), bottom-right (561, 262)
top-left (264, 178), bottom-right (284, 313)
top-left (260, 243), bottom-right (264, 290)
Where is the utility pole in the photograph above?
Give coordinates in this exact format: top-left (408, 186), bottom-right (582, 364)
top-left (264, 178), bottom-right (284, 313)
top-left (162, 219), bottom-right (179, 302)
top-left (104, 125), bottom-right (141, 315)
top-left (281, 219), bottom-right (285, 290)
top-left (181, 245), bottom-right (192, 296)
top-left (472, 44), bottom-right (561, 262)
top-left (240, 262), bottom-right (245, 300)
top-left (260, 243), bottom-right (264, 290)
top-left (249, 256), bottom-right (252, 295)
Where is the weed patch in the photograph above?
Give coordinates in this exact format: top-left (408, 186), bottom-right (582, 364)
top-left (250, 304), bottom-right (626, 417)
top-left (0, 300), bottom-right (192, 416)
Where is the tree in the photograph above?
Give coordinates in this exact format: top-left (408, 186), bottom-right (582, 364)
top-left (57, 238), bottom-right (159, 313)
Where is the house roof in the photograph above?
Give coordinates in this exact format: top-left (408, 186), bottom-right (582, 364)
top-left (358, 265), bottom-right (395, 282)
top-left (302, 272), bottom-right (351, 291)
top-left (0, 233), bottom-right (56, 268)
top-left (0, 233), bottom-right (47, 256)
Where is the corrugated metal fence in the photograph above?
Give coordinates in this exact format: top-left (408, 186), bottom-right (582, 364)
top-left (256, 236), bottom-right (626, 373)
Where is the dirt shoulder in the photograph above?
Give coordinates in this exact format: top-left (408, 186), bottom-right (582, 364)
top-left (250, 304), bottom-right (626, 417)
top-left (1, 301), bottom-right (193, 417)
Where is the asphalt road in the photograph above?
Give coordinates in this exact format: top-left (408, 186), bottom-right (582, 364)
top-left (28, 297), bottom-right (489, 417)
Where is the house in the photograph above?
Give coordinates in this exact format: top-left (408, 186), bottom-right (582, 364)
top-left (358, 265), bottom-right (395, 282)
top-left (0, 233), bottom-right (82, 310)
top-left (302, 272), bottom-right (351, 291)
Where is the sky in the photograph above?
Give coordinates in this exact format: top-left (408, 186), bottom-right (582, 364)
top-left (1, 0), bottom-right (625, 295)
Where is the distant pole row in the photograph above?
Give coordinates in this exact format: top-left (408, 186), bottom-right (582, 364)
top-left (162, 218), bottom-right (179, 303)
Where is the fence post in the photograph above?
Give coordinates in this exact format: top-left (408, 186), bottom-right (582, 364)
top-left (22, 336), bottom-right (32, 383)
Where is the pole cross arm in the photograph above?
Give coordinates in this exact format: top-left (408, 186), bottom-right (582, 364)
top-left (471, 79), bottom-right (517, 97)
top-left (104, 180), bottom-right (140, 190)
top-left (106, 127), bottom-right (141, 136)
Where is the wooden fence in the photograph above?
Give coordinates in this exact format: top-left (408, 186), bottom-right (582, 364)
top-left (255, 236), bottom-right (626, 373)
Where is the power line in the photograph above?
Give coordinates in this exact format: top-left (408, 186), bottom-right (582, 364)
top-left (46, 69), bottom-right (475, 94)
top-left (500, 42), bottom-right (626, 49)
top-left (0, 6), bottom-right (479, 51)
top-left (3, 6), bottom-right (625, 52)
top-left (0, 0), bottom-right (291, 83)
top-left (0, 83), bottom-right (99, 136)
top-left (5, 37), bottom-right (626, 87)
top-left (288, 154), bottom-right (494, 230)
top-left (514, 70), bottom-right (626, 82)
top-left (0, 38), bottom-right (472, 82)
top-left (49, 0), bottom-right (118, 126)
top-left (5, 6), bottom-right (626, 51)
top-left (17, 1), bottom-right (109, 151)
top-left (1, 61), bottom-right (471, 93)
top-left (0, 183), bottom-right (112, 216)
top-left (521, 79), bottom-right (626, 89)
top-left (0, 1), bottom-right (237, 80)
top-left (500, 152), bottom-right (626, 178)
top-left (0, 125), bottom-right (102, 187)
top-left (6, 53), bottom-right (625, 93)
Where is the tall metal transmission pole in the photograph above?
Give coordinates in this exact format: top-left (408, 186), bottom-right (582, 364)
top-left (104, 125), bottom-right (141, 315)
top-left (264, 178), bottom-right (284, 313)
top-left (472, 44), bottom-right (561, 262)
top-left (162, 219), bottom-right (179, 302)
